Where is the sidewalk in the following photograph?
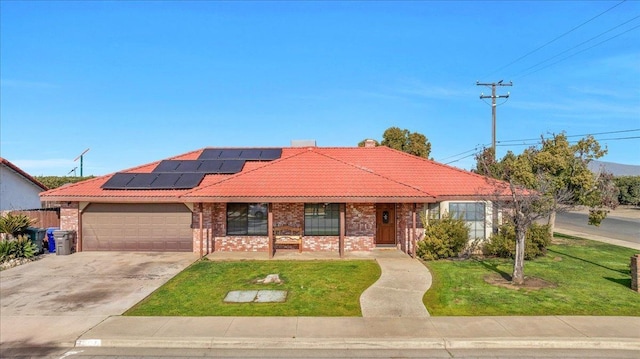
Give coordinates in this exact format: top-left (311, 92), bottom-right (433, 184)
top-left (76, 315), bottom-right (640, 350)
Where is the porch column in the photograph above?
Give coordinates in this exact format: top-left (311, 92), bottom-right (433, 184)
top-left (339, 203), bottom-right (345, 258)
top-left (199, 204), bottom-right (204, 258)
top-left (268, 203), bottom-right (274, 259)
top-left (411, 204), bottom-right (417, 258)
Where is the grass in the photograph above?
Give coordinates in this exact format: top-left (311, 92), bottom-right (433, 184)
top-left (125, 260), bottom-right (380, 316)
top-left (422, 235), bottom-right (640, 316)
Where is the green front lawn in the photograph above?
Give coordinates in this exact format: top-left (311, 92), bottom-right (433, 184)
top-left (423, 235), bottom-right (640, 316)
top-left (125, 260), bottom-right (380, 316)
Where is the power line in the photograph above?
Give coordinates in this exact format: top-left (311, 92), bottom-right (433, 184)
top-left (485, 0), bottom-right (627, 77)
top-left (496, 128), bottom-right (640, 144)
top-left (511, 14), bottom-right (640, 79)
top-left (518, 23), bottom-right (640, 79)
top-left (439, 130), bottom-right (640, 164)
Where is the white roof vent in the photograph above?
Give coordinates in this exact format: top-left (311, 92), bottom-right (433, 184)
top-left (291, 139), bottom-right (317, 147)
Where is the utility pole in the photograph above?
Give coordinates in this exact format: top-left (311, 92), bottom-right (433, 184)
top-left (477, 80), bottom-right (512, 160)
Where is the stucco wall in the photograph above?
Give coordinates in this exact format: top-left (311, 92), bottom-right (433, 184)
top-left (0, 165), bottom-right (43, 210)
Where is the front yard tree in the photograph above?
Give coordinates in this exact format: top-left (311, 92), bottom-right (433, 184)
top-left (359, 126), bottom-right (431, 158)
top-left (527, 133), bottom-right (617, 235)
top-left (476, 133), bottom-right (618, 285)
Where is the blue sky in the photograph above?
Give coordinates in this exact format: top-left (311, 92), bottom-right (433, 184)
top-left (1, 1), bottom-right (639, 176)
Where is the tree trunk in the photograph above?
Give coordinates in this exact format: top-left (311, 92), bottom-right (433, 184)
top-left (547, 209), bottom-right (556, 238)
top-left (512, 222), bottom-right (526, 285)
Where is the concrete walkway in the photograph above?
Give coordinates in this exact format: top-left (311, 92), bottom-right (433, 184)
top-left (359, 249), bottom-right (431, 317)
top-left (74, 315), bottom-right (640, 351)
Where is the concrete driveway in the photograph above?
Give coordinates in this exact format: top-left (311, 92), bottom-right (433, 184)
top-left (0, 251), bottom-right (196, 349)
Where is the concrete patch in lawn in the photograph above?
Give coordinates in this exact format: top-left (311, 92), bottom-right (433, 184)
top-left (224, 290), bottom-right (287, 303)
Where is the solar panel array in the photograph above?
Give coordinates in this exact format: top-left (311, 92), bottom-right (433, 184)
top-left (101, 148), bottom-right (282, 190)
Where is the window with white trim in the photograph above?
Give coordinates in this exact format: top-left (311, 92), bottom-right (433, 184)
top-left (448, 202), bottom-right (486, 240)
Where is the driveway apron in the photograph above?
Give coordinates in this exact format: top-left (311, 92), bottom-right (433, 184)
top-left (0, 252), bottom-right (196, 348)
top-left (359, 250), bottom-right (432, 317)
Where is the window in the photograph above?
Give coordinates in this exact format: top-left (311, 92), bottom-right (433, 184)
top-left (448, 202), bottom-right (486, 240)
top-left (227, 203), bottom-right (268, 235)
top-left (304, 203), bottom-right (340, 236)
top-left (427, 203), bottom-right (440, 220)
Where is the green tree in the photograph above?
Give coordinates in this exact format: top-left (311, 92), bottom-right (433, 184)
top-left (476, 133), bottom-right (618, 285)
top-left (615, 176), bottom-right (640, 206)
top-left (359, 126), bottom-right (431, 158)
top-left (35, 176), bottom-right (95, 189)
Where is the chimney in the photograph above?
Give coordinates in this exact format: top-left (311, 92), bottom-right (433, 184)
top-left (291, 139), bottom-right (317, 147)
top-left (364, 139), bottom-right (376, 148)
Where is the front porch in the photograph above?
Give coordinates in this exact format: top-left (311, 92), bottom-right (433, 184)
top-left (192, 202), bottom-right (426, 258)
top-left (205, 247), bottom-right (411, 261)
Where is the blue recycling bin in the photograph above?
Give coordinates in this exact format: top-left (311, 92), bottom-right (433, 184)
top-left (47, 227), bottom-right (59, 253)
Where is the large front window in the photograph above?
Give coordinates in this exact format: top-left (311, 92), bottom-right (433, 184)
top-left (227, 203), bottom-right (268, 235)
top-left (304, 203), bottom-right (340, 235)
top-left (449, 202), bottom-right (486, 240)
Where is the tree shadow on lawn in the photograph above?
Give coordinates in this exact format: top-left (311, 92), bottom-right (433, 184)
top-left (475, 259), bottom-right (557, 290)
top-left (547, 248), bottom-right (629, 275)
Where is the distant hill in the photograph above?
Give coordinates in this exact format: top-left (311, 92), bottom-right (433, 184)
top-left (588, 160), bottom-right (640, 177)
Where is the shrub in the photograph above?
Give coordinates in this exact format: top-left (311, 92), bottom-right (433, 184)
top-left (0, 213), bottom-right (35, 237)
top-left (417, 213), bottom-right (470, 260)
top-left (0, 235), bottom-right (37, 263)
top-left (484, 222), bottom-right (551, 260)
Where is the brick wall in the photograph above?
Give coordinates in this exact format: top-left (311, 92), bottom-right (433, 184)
top-left (60, 202), bottom-right (79, 232)
top-left (345, 203), bottom-right (375, 250)
top-left (632, 254), bottom-right (639, 292)
top-left (273, 203), bottom-right (304, 228)
top-left (216, 236), bottom-right (269, 252)
top-left (396, 203), bottom-right (425, 255)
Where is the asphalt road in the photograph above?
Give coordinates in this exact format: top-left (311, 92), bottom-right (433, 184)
top-left (555, 211), bottom-right (640, 244)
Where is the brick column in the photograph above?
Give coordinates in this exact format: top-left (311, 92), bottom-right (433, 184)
top-left (632, 254), bottom-right (639, 292)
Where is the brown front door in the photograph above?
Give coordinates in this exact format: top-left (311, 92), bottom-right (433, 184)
top-left (376, 204), bottom-right (396, 245)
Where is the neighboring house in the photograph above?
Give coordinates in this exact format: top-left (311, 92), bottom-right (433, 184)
top-left (40, 142), bottom-right (509, 255)
top-left (1, 157), bottom-right (48, 211)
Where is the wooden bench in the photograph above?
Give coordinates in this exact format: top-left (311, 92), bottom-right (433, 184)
top-left (273, 225), bottom-right (303, 253)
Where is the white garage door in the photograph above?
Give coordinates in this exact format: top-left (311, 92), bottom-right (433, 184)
top-left (82, 203), bottom-right (193, 252)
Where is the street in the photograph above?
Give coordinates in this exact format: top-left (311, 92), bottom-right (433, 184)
top-left (555, 210), bottom-right (640, 245)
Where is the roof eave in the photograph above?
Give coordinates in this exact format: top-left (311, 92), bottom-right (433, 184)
top-left (40, 195), bottom-right (187, 203)
top-left (180, 195), bottom-right (437, 203)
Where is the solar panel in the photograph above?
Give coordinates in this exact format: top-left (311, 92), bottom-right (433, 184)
top-left (218, 149), bottom-right (243, 159)
top-left (154, 160), bottom-right (182, 172)
top-left (126, 173), bottom-right (160, 188)
top-left (259, 149), bottom-right (282, 160)
top-left (150, 173), bottom-right (182, 188)
top-left (198, 148), bottom-right (283, 161)
top-left (198, 149), bottom-right (224, 160)
top-left (219, 160), bottom-right (245, 173)
top-left (197, 160), bottom-right (224, 172)
top-left (175, 161), bottom-right (201, 172)
top-left (238, 149), bottom-right (262, 160)
top-left (101, 173), bottom-right (136, 189)
top-left (174, 173), bottom-right (205, 188)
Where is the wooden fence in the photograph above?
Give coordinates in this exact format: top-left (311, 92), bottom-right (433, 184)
top-left (2, 208), bottom-right (60, 229)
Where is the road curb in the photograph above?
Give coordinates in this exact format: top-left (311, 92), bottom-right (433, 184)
top-left (75, 337), bottom-right (640, 351)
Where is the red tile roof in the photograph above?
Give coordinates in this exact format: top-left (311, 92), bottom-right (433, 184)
top-left (40, 146), bottom-right (508, 203)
